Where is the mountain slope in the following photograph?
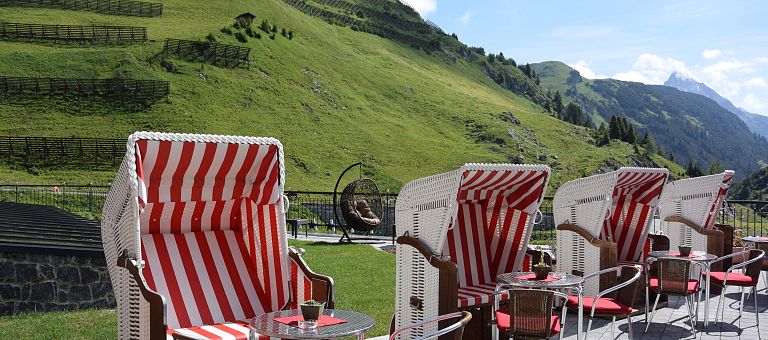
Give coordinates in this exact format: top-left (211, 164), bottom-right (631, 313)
top-left (730, 166), bottom-right (768, 200)
top-left (665, 72), bottom-right (768, 139)
top-left (532, 61), bottom-right (768, 178)
top-left (0, 1), bottom-right (679, 192)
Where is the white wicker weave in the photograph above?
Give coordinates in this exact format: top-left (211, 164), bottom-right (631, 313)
top-left (658, 171), bottom-right (735, 253)
top-left (554, 171), bottom-right (617, 296)
top-left (555, 167), bottom-right (669, 295)
top-left (101, 132), bottom-right (285, 339)
top-left (394, 163), bottom-right (551, 340)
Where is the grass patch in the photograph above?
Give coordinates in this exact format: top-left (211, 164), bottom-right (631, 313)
top-left (0, 239), bottom-right (395, 338)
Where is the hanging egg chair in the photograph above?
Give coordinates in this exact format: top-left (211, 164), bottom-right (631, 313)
top-left (333, 163), bottom-right (383, 242)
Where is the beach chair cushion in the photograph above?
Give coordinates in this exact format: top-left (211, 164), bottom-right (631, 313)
top-left (707, 272), bottom-right (759, 286)
top-left (167, 320), bottom-right (259, 340)
top-left (648, 278), bottom-right (700, 293)
top-left (141, 230), bottom-right (271, 329)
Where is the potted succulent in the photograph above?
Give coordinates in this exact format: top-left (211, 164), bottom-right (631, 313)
top-left (299, 300), bottom-right (325, 328)
top-left (533, 244), bottom-right (552, 280)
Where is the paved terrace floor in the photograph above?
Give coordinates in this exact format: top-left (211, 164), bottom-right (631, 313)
top-left (291, 234), bottom-right (767, 340)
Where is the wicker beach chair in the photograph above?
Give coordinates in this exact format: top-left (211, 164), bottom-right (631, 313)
top-left (555, 167), bottom-right (668, 295)
top-left (101, 132), bottom-right (334, 340)
top-left (657, 171), bottom-right (736, 268)
top-left (394, 164), bottom-right (551, 340)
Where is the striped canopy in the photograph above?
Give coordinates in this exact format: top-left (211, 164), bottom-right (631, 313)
top-left (601, 168), bottom-right (669, 263)
top-left (443, 165), bottom-right (551, 289)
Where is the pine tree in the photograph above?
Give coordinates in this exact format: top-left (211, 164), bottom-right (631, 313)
top-left (709, 160), bottom-right (725, 175)
top-left (609, 116), bottom-right (622, 140)
top-left (552, 91), bottom-right (564, 116)
top-left (627, 124), bottom-right (638, 144)
top-left (641, 132), bottom-right (657, 154)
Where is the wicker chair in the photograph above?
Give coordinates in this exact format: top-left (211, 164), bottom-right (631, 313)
top-left (706, 249), bottom-right (765, 325)
top-left (656, 171), bottom-right (736, 270)
top-left (493, 289), bottom-right (566, 340)
top-left (555, 167), bottom-right (668, 296)
top-left (394, 164), bottom-right (551, 340)
top-left (644, 258), bottom-right (702, 336)
top-left (101, 132), bottom-right (334, 340)
top-left (564, 265), bottom-right (642, 339)
top-left (390, 311), bottom-right (473, 340)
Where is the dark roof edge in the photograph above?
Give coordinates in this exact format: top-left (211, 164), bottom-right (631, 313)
top-left (0, 242), bottom-right (105, 257)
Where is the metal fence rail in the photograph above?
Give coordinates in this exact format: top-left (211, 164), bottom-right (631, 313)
top-left (0, 136), bottom-right (124, 166)
top-left (0, 23), bottom-right (147, 44)
top-left (0, 76), bottom-right (169, 102)
top-left (0, 0), bottom-right (163, 17)
top-left (2, 183), bottom-right (765, 240)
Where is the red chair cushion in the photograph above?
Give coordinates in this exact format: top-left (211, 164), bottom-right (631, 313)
top-left (457, 283), bottom-right (506, 308)
top-left (566, 296), bottom-right (633, 315)
top-left (167, 320), bottom-right (268, 339)
top-left (708, 272), bottom-right (759, 286)
top-left (649, 278), bottom-right (700, 293)
top-left (495, 310), bottom-right (561, 336)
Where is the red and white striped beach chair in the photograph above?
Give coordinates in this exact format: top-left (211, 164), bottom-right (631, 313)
top-left (555, 167), bottom-right (668, 295)
top-left (394, 164), bottom-right (551, 339)
top-left (657, 171), bottom-right (735, 266)
top-left (101, 132), bottom-right (334, 340)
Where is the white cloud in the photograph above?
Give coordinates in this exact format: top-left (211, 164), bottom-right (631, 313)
top-left (612, 53), bottom-right (694, 84)
top-left (701, 61), bottom-right (754, 82)
top-left (744, 77), bottom-right (768, 88)
top-left (613, 71), bottom-right (650, 83)
top-left (457, 11), bottom-right (473, 25)
top-left (399, 0), bottom-right (437, 16)
top-left (567, 60), bottom-right (607, 79)
top-left (702, 49), bottom-right (723, 59)
top-left (740, 93), bottom-right (768, 114)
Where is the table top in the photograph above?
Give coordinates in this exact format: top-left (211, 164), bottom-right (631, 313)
top-left (496, 271), bottom-right (584, 288)
top-left (742, 236), bottom-right (768, 243)
top-left (647, 250), bottom-right (718, 262)
top-left (249, 309), bottom-right (374, 339)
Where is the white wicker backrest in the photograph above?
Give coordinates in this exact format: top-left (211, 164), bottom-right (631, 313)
top-left (554, 171), bottom-right (617, 293)
top-left (659, 171), bottom-right (735, 252)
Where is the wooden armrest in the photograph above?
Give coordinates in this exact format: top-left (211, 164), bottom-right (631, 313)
top-left (664, 216), bottom-right (723, 237)
top-left (288, 248), bottom-right (336, 309)
top-left (526, 247), bottom-right (553, 265)
top-left (397, 235), bottom-right (458, 315)
top-left (557, 223), bottom-right (617, 292)
top-left (647, 234), bottom-right (670, 252)
top-left (557, 224), bottom-right (616, 249)
top-left (117, 250), bottom-right (167, 340)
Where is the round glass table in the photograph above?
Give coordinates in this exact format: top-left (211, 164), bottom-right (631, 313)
top-left (496, 272), bottom-right (585, 340)
top-left (249, 309), bottom-right (375, 340)
top-left (647, 250), bottom-right (718, 328)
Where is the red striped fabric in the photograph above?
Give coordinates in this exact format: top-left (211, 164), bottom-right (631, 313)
top-left (703, 172), bottom-right (734, 228)
top-left (601, 170), bottom-right (668, 263)
top-left (457, 283), bottom-right (508, 308)
top-left (142, 230), bottom-right (270, 330)
top-left (139, 199), bottom-right (244, 234)
top-left (444, 168), bottom-right (548, 308)
top-left (167, 320), bottom-right (270, 340)
top-left (289, 257), bottom-right (314, 309)
top-left (134, 140), bottom-right (280, 205)
top-left (245, 201), bottom-right (289, 312)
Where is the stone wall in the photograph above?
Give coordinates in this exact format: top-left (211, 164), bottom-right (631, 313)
top-left (0, 250), bottom-right (114, 316)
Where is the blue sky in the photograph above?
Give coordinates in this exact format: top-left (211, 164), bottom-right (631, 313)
top-left (401, 0), bottom-right (768, 116)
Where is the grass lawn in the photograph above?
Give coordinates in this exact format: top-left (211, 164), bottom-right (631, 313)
top-left (0, 239), bottom-right (395, 338)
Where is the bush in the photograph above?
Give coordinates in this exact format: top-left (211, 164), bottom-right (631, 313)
top-left (234, 18), bottom-right (250, 29)
top-left (281, 28), bottom-right (287, 37)
top-left (235, 32), bottom-right (248, 43)
top-left (288, 31), bottom-right (294, 39)
top-left (269, 34), bottom-right (275, 40)
top-left (271, 25), bottom-right (277, 33)
top-left (246, 26), bottom-right (257, 38)
top-left (259, 20), bottom-right (271, 33)
top-left (220, 27), bottom-right (233, 35)
top-left (206, 33), bottom-right (217, 42)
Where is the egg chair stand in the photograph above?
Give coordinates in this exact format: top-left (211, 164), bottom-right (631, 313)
top-left (333, 162), bottom-right (383, 243)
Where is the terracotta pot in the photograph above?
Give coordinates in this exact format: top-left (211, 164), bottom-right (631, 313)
top-left (678, 246), bottom-right (692, 256)
top-left (534, 265), bottom-right (552, 280)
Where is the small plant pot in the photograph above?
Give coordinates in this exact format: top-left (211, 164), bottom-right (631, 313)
top-left (299, 302), bottom-right (325, 327)
top-left (533, 265), bottom-right (552, 280)
top-left (678, 246), bottom-right (692, 257)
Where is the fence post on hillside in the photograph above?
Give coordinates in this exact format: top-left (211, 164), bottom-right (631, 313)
top-left (88, 182), bottom-right (94, 215)
top-left (15, 182), bottom-right (19, 202)
top-left (62, 182), bottom-right (67, 208)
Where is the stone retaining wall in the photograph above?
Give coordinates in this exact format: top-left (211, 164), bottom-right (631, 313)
top-left (0, 250), bottom-right (114, 316)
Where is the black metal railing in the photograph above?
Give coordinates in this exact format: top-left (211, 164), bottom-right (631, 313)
top-left (2, 183), bottom-right (764, 240)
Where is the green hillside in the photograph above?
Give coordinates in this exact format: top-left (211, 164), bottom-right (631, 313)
top-left (0, 0), bottom-right (679, 190)
top-left (532, 61), bottom-right (768, 179)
